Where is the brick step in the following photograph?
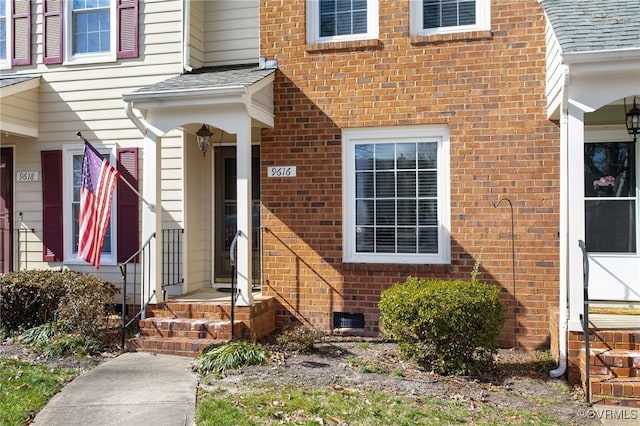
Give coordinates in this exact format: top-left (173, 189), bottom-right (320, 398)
top-left (138, 317), bottom-right (241, 340)
top-left (588, 377), bottom-right (640, 407)
top-left (126, 336), bottom-right (224, 358)
top-left (581, 348), bottom-right (640, 380)
top-left (145, 302), bottom-right (230, 320)
top-left (584, 330), bottom-right (640, 351)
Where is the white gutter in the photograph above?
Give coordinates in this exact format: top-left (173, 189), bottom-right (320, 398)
top-left (182, 0), bottom-right (193, 73)
top-left (550, 65), bottom-right (570, 378)
top-left (125, 101), bottom-right (147, 136)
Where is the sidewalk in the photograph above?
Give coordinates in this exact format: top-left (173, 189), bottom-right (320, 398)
top-left (32, 352), bottom-right (199, 426)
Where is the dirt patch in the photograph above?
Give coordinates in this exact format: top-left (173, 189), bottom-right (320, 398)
top-left (204, 338), bottom-right (597, 425)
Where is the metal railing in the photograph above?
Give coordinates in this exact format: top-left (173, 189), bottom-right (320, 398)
top-left (162, 228), bottom-right (184, 289)
top-left (579, 239), bottom-right (591, 405)
top-left (119, 232), bottom-right (156, 349)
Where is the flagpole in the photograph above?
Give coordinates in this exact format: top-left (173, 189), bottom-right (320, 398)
top-left (76, 132), bottom-right (155, 212)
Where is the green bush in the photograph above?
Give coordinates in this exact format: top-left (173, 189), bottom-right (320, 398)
top-left (378, 276), bottom-right (505, 376)
top-left (0, 269), bottom-right (118, 346)
top-left (192, 340), bottom-right (270, 375)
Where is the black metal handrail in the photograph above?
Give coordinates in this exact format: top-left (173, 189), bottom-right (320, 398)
top-left (579, 239), bottom-right (591, 405)
top-left (162, 228), bottom-right (184, 289)
top-left (119, 232), bottom-right (155, 349)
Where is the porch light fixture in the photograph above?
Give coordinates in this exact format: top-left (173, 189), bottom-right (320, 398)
top-left (624, 96), bottom-right (640, 142)
top-left (195, 124), bottom-right (213, 157)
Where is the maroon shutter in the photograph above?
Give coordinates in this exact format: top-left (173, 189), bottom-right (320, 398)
top-left (11, 0), bottom-right (31, 65)
top-left (117, 148), bottom-right (139, 262)
top-left (117, 0), bottom-right (138, 59)
top-left (41, 150), bottom-right (63, 262)
top-left (43, 0), bottom-right (62, 64)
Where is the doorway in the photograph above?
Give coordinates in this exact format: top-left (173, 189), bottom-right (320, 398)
top-left (0, 147), bottom-right (14, 274)
top-left (214, 146), bottom-right (261, 287)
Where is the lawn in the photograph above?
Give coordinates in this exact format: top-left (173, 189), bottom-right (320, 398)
top-left (0, 358), bottom-right (78, 426)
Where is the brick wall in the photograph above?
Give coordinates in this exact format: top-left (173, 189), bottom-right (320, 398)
top-left (259, 0), bottom-right (560, 350)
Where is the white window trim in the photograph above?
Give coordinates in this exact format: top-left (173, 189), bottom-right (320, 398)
top-left (62, 144), bottom-right (117, 266)
top-left (63, 0), bottom-right (117, 65)
top-left (306, 0), bottom-right (379, 44)
top-left (409, 0), bottom-right (490, 37)
top-left (0, 0), bottom-right (11, 70)
top-left (342, 125), bottom-right (451, 264)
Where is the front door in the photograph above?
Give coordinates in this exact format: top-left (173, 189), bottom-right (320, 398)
top-left (583, 139), bottom-right (640, 300)
top-left (214, 146), bottom-right (261, 286)
top-left (0, 148), bottom-right (14, 274)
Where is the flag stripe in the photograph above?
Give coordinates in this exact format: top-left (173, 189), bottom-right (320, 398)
top-left (78, 142), bottom-right (119, 269)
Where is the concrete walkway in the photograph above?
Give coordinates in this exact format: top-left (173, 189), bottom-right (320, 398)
top-left (32, 352), bottom-right (199, 426)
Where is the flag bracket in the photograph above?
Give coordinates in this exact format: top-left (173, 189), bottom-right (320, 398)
top-left (76, 132), bottom-right (155, 212)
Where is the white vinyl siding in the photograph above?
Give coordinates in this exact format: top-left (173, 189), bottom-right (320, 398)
top-left (343, 126), bottom-right (451, 264)
top-left (410, 0), bottom-right (490, 37)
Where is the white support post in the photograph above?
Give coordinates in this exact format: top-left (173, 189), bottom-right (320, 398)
top-left (235, 117), bottom-right (254, 306)
top-left (141, 132), bottom-right (163, 306)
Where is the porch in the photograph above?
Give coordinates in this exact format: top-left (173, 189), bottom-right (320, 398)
top-left (125, 289), bottom-right (277, 358)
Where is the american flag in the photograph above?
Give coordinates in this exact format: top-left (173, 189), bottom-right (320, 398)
top-left (78, 141), bottom-right (119, 269)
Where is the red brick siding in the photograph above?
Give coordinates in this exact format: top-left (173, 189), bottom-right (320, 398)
top-left (259, 0), bottom-right (560, 350)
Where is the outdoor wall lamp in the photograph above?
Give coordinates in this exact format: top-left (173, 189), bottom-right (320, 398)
top-left (624, 96), bottom-right (640, 142)
top-left (195, 124), bottom-right (213, 157)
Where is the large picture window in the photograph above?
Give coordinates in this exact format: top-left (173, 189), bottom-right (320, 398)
top-left (584, 141), bottom-right (637, 253)
top-left (410, 0), bottom-right (490, 36)
top-left (343, 126), bottom-right (450, 264)
top-left (307, 0), bottom-right (378, 44)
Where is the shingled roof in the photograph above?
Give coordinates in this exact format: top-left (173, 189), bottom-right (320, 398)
top-left (542, 0), bottom-right (640, 53)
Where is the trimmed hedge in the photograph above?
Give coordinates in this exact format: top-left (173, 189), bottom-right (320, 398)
top-left (378, 276), bottom-right (505, 375)
top-left (0, 269), bottom-right (118, 341)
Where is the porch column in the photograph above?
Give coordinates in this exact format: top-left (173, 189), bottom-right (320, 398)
top-left (566, 101), bottom-right (586, 330)
top-left (235, 116), bottom-right (254, 306)
top-left (141, 132), bottom-right (164, 306)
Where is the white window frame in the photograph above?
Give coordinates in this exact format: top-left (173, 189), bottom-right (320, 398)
top-left (306, 0), bottom-right (379, 44)
top-left (0, 0), bottom-right (10, 69)
top-left (62, 144), bottom-right (117, 265)
top-left (63, 0), bottom-right (116, 65)
top-left (410, 0), bottom-right (490, 37)
top-left (342, 125), bottom-right (451, 264)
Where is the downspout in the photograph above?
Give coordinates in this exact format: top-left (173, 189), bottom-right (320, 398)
top-left (125, 101), bottom-right (146, 136)
top-left (182, 0), bottom-right (193, 73)
top-left (550, 65), bottom-right (571, 378)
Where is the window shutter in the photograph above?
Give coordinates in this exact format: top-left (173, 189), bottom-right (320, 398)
top-left (117, 147), bottom-right (139, 262)
top-left (117, 0), bottom-right (138, 59)
top-left (43, 0), bottom-right (62, 64)
top-left (41, 150), bottom-right (63, 262)
top-left (11, 0), bottom-right (31, 65)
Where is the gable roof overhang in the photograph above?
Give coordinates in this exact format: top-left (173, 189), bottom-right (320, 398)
top-left (122, 65), bottom-right (276, 136)
top-left (542, 0), bottom-right (640, 119)
top-left (0, 75), bottom-right (41, 138)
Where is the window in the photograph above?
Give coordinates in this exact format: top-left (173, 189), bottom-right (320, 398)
top-left (0, 0), bottom-right (8, 67)
top-left (307, 0), bottom-right (378, 44)
top-left (343, 126), bottom-right (450, 264)
top-left (43, 0), bottom-right (137, 65)
top-left (65, 147), bottom-right (115, 263)
top-left (410, 0), bottom-right (490, 36)
top-left (584, 141), bottom-right (637, 253)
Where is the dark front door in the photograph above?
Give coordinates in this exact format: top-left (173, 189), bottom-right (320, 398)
top-left (214, 146), bottom-right (261, 285)
top-left (0, 148), bottom-right (14, 274)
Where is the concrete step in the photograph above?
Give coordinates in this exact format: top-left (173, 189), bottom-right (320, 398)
top-left (126, 336), bottom-right (225, 358)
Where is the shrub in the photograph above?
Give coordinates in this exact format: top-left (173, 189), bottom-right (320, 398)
top-left (192, 340), bottom-right (270, 375)
top-left (0, 269), bottom-right (118, 353)
top-left (275, 325), bottom-right (324, 353)
top-left (378, 277), bottom-right (505, 376)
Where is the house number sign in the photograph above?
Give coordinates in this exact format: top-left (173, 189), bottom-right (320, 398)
top-left (16, 171), bottom-right (39, 182)
top-left (268, 166), bottom-right (296, 178)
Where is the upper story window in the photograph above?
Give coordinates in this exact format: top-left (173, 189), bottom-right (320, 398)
top-left (410, 0), bottom-right (490, 37)
top-left (307, 0), bottom-right (378, 44)
top-left (43, 0), bottom-right (138, 65)
top-left (0, 0), bottom-right (8, 67)
top-left (343, 126), bottom-right (451, 264)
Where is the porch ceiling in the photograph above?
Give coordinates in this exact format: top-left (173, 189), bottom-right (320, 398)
top-left (122, 64), bottom-right (277, 132)
top-left (0, 75), bottom-right (40, 138)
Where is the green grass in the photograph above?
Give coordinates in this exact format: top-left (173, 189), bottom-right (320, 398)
top-left (197, 384), bottom-right (566, 425)
top-left (0, 358), bottom-right (78, 425)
